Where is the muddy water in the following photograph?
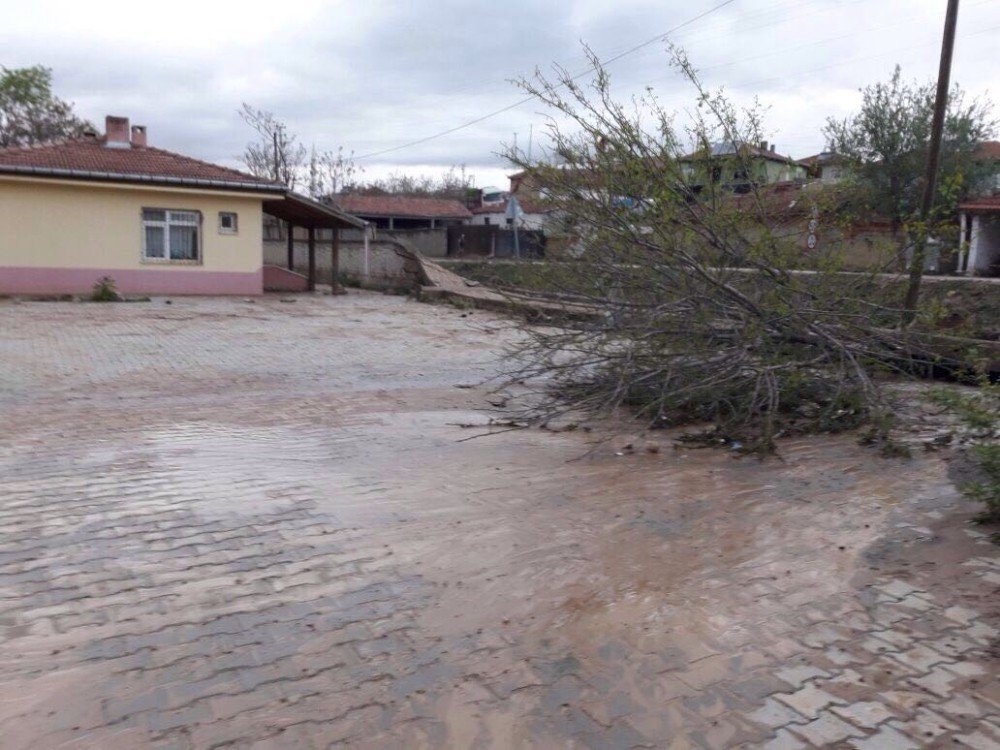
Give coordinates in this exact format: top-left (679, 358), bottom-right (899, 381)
top-left (0, 294), bottom-right (989, 749)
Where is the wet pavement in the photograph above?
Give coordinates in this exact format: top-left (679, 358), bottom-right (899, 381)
top-left (0, 293), bottom-right (996, 749)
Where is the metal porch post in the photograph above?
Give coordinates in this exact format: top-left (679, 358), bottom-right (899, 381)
top-left (307, 227), bottom-right (316, 292)
top-left (286, 222), bottom-right (294, 270)
top-left (331, 228), bottom-right (343, 294)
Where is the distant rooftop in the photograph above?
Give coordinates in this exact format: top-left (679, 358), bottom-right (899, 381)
top-left (332, 194), bottom-right (472, 220)
top-left (682, 141), bottom-right (800, 165)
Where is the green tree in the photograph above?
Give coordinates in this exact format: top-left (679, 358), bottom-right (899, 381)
top-left (347, 165), bottom-right (475, 200)
top-left (824, 66), bottom-right (995, 238)
top-left (0, 65), bottom-right (92, 147)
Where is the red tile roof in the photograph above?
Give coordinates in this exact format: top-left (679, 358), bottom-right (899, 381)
top-left (0, 136), bottom-right (280, 191)
top-left (975, 141), bottom-right (1000, 161)
top-left (332, 194), bottom-right (472, 219)
top-left (960, 193), bottom-right (1000, 212)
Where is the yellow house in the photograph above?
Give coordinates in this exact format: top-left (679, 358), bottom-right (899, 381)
top-left (0, 115), bottom-right (363, 296)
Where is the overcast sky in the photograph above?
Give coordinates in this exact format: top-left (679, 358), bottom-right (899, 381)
top-left (3, 0), bottom-right (997, 189)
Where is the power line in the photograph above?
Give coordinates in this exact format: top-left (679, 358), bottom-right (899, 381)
top-left (724, 23), bottom-right (998, 91)
top-left (353, 0), bottom-right (738, 161)
top-left (354, 1), bottom-right (997, 164)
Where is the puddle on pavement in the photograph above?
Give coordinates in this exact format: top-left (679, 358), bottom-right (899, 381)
top-left (80, 411), bottom-right (937, 660)
top-left (104, 423), bottom-right (362, 520)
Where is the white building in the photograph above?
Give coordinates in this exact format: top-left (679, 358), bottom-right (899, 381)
top-left (958, 194), bottom-right (1000, 276)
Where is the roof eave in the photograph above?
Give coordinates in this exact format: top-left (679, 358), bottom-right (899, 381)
top-left (0, 164), bottom-right (286, 194)
top-left (346, 211), bottom-right (471, 220)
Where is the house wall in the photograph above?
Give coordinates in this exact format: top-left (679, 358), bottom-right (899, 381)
top-left (469, 212), bottom-right (548, 231)
top-left (469, 212), bottom-right (506, 227)
top-left (0, 176), bottom-right (266, 295)
top-left (763, 160), bottom-right (808, 183)
top-left (683, 158), bottom-right (807, 187)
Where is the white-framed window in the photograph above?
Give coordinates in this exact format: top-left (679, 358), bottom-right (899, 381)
top-left (219, 211), bottom-right (238, 234)
top-left (142, 209), bottom-right (201, 261)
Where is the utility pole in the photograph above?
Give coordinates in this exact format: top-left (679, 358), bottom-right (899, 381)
top-left (273, 131), bottom-right (280, 184)
top-left (902, 0), bottom-right (960, 324)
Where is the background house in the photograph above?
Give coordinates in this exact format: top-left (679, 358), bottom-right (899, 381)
top-left (467, 195), bottom-right (552, 231)
top-left (680, 141), bottom-right (808, 191)
top-left (798, 151), bottom-right (845, 182)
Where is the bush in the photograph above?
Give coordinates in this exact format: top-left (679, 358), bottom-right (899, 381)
top-left (931, 386), bottom-right (1000, 531)
top-left (90, 276), bottom-right (120, 302)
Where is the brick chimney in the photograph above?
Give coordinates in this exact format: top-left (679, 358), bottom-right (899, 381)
top-left (105, 115), bottom-right (130, 148)
top-left (130, 125), bottom-right (147, 147)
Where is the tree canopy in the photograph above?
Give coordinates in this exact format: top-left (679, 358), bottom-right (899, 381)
top-left (490, 48), bottom-right (991, 453)
top-left (0, 65), bottom-right (92, 147)
top-left (824, 66), bottom-right (995, 233)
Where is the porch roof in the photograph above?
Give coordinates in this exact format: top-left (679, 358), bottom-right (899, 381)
top-left (959, 194), bottom-right (1000, 214)
top-left (263, 192), bottom-right (366, 230)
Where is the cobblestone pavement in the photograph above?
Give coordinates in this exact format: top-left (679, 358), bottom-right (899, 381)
top-left (0, 294), bottom-right (996, 749)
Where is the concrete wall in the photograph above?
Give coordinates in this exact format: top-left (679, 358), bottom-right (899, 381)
top-left (264, 239), bottom-right (410, 290)
top-left (0, 175), bottom-right (266, 295)
top-left (379, 228), bottom-right (448, 258)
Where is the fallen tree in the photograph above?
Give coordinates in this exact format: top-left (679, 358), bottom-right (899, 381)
top-left (496, 48), bottom-right (992, 452)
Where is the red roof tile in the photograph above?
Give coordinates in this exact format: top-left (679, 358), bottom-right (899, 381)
top-left (0, 137), bottom-right (280, 190)
top-left (960, 193), bottom-right (1000, 212)
top-left (975, 141), bottom-right (1000, 161)
top-left (333, 194), bottom-right (472, 219)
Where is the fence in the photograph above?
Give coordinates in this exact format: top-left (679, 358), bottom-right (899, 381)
top-left (446, 225), bottom-right (545, 259)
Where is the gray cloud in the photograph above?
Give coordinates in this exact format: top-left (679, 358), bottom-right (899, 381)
top-left (3, 0), bottom-right (996, 186)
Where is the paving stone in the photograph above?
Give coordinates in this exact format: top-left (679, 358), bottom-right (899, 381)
top-left (789, 709), bottom-right (865, 745)
top-left (775, 683), bottom-right (846, 720)
top-left (747, 698), bottom-right (809, 730)
top-left (831, 700), bottom-right (899, 728)
top-left (676, 654), bottom-right (733, 691)
top-left (875, 581), bottom-right (921, 600)
top-left (945, 660), bottom-right (990, 678)
top-left (944, 606), bottom-right (979, 625)
top-left (893, 705), bottom-right (960, 741)
top-left (965, 622), bottom-right (1000, 644)
top-left (761, 728), bottom-right (809, 750)
top-left (938, 694), bottom-right (993, 718)
top-left (867, 629), bottom-right (916, 650)
top-left (848, 724), bottom-right (921, 750)
top-left (889, 643), bottom-right (954, 673)
top-left (823, 646), bottom-right (861, 666)
top-left (727, 673), bottom-right (795, 705)
top-left (908, 665), bottom-right (961, 698)
top-left (953, 732), bottom-right (1000, 750)
top-left (895, 594), bottom-right (935, 612)
top-left (774, 664), bottom-right (830, 688)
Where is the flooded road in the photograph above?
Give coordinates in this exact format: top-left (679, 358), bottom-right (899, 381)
top-left (0, 294), bottom-right (996, 748)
